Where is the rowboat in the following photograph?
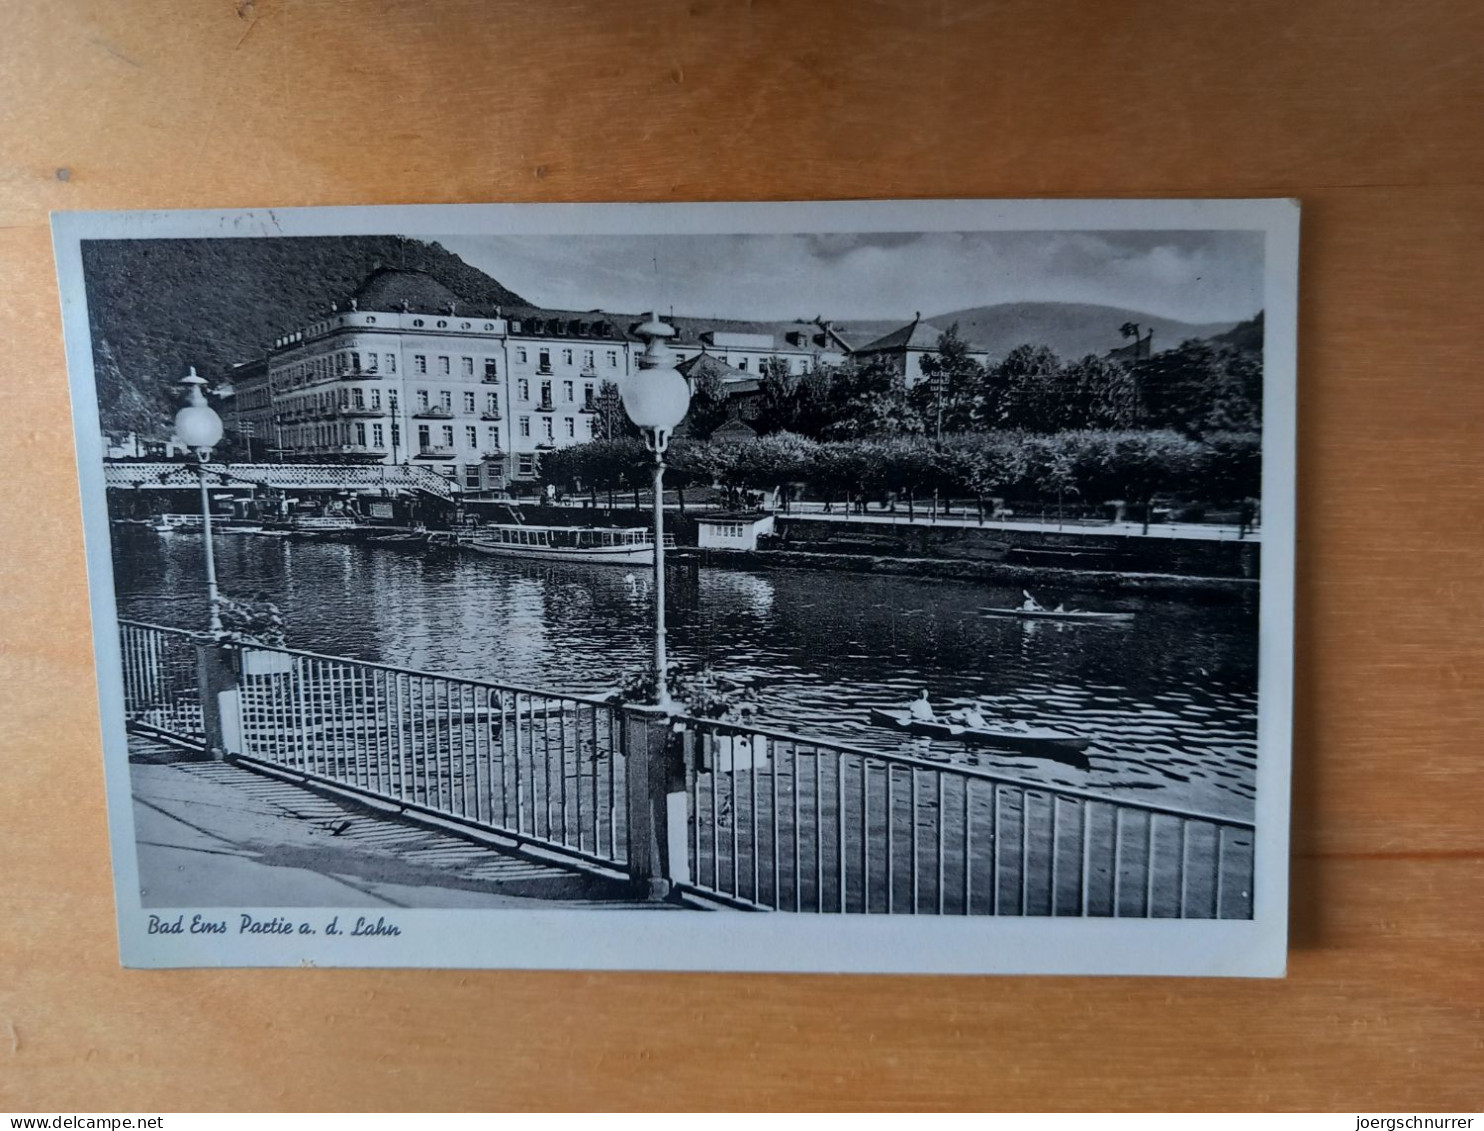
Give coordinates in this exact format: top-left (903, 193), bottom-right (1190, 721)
top-left (979, 607), bottom-right (1134, 623)
top-left (465, 524), bottom-right (671, 566)
top-left (868, 707), bottom-right (1093, 764)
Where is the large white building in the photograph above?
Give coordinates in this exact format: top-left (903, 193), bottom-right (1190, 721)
top-left (232, 268), bottom-right (926, 492)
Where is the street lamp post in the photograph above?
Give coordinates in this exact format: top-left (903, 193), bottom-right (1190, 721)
top-left (621, 314), bottom-right (692, 710)
top-left (174, 368), bottom-right (225, 634)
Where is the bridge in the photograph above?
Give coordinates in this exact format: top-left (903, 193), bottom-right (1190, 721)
top-left (102, 461), bottom-right (457, 502)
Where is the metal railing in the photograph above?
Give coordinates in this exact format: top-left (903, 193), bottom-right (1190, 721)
top-left (676, 717), bottom-right (1254, 918)
top-left (103, 462), bottom-right (456, 501)
top-left (116, 621), bottom-right (1255, 917)
top-left (223, 633), bottom-right (626, 871)
top-left (118, 622), bottom-right (206, 745)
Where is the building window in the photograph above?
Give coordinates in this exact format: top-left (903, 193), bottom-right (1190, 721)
top-left (562, 380), bottom-right (574, 402)
top-left (386, 353), bottom-right (397, 374)
top-left (485, 392), bottom-right (499, 414)
top-left (418, 425), bottom-right (431, 449)
top-left (538, 349), bottom-right (551, 372)
top-left (414, 355), bottom-right (427, 374)
top-left (561, 348), bottom-right (572, 366)
top-left (365, 353), bottom-right (378, 373)
top-left (565, 417), bottom-right (575, 439)
top-left (466, 426), bottom-right (477, 448)
top-left (438, 356), bottom-right (450, 376)
top-left (391, 423), bottom-right (401, 446)
top-left (463, 392), bottom-right (476, 413)
top-left (540, 380), bottom-right (552, 405)
top-left (606, 350), bottom-right (619, 367)
top-left (388, 390), bottom-right (398, 411)
top-left (518, 454), bottom-right (535, 476)
top-left (461, 357), bottom-right (474, 377)
top-left (737, 357), bottom-right (748, 371)
top-left (464, 464), bottom-right (481, 489)
top-left (517, 348), bottom-right (527, 364)
top-left (519, 416), bottom-right (531, 437)
top-left (370, 388), bottom-right (381, 409)
top-left (417, 389), bottom-right (429, 409)
top-left (583, 349), bottom-right (594, 369)
top-left (439, 390), bottom-right (452, 410)
top-left (441, 425), bottom-right (454, 447)
top-left (518, 378), bottom-right (529, 401)
top-left (542, 417), bottom-right (553, 441)
top-left (355, 423), bottom-right (367, 446)
top-left (486, 426), bottom-right (498, 448)
top-left (351, 387), bottom-right (365, 408)
top-left (587, 416), bottom-right (597, 437)
top-left (484, 358), bottom-right (498, 380)
top-left (372, 424), bottom-right (384, 447)
top-left (584, 382), bottom-right (595, 407)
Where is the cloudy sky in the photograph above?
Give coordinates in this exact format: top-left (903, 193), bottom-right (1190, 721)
top-left (439, 229), bottom-right (1264, 325)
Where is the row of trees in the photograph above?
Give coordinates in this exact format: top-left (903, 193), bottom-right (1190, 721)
top-left (693, 323), bottom-right (1261, 442)
top-left (538, 429), bottom-right (1261, 527)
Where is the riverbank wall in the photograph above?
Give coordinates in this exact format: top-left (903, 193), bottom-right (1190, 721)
top-left (681, 548), bottom-right (1257, 598)
top-left (772, 517), bottom-right (1259, 579)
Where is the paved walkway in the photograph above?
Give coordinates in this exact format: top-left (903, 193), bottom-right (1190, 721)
top-left (129, 737), bottom-right (659, 910)
top-left (775, 507), bottom-right (1260, 542)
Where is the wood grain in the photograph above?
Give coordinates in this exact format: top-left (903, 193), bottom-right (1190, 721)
top-left (1, 0), bottom-right (1481, 1112)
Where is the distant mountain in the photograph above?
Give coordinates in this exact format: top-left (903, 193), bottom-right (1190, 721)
top-left (1208, 310), bottom-right (1264, 355)
top-left (844, 302), bottom-right (1250, 362)
top-left (83, 237), bottom-right (529, 435)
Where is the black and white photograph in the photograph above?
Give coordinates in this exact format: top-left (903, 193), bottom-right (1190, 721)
top-left (55, 199), bottom-right (1297, 975)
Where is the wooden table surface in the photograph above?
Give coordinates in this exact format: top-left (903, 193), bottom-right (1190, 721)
top-left (2, 0), bottom-right (1480, 1113)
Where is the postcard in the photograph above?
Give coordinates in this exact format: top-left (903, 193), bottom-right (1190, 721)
top-left (53, 198), bottom-right (1297, 974)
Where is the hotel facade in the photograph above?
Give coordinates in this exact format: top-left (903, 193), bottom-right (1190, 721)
top-left (231, 268), bottom-right (942, 492)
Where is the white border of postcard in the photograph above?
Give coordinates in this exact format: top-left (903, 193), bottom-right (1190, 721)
top-left (53, 198), bottom-right (1298, 976)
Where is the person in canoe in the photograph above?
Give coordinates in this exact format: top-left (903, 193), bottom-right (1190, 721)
top-left (950, 702), bottom-right (989, 730)
top-left (908, 689), bottom-right (937, 723)
top-left (1022, 589), bottom-right (1072, 614)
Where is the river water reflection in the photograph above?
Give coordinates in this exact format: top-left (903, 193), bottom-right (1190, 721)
top-left (113, 530), bottom-right (1259, 821)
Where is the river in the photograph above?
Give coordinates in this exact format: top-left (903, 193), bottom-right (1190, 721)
top-left (112, 528), bottom-right (1260, 821)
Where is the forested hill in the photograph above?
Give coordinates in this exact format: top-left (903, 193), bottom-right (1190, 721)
top-left (923, 302), bottom-right (1245, 360)
top-left (83, 237), bottom-right (529, 435)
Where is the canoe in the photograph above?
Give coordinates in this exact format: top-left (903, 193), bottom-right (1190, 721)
top-left (868, 707), bottom-right (1092, 763)
top-left (980, 607), bottom-right (1134, 623)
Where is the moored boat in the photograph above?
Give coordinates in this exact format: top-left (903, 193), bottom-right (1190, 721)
top-left (148, 513), bottom-right (204, 533)
top-left (980, 607), bottom-right (1134, 623)
top-left (868, 707), bottom-right (1093, 765)
top-left (465, 524), bottom-right (671, 565)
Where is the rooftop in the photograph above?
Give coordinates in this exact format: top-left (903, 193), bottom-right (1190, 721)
top-left (855, 314), bottom-right (953, 354)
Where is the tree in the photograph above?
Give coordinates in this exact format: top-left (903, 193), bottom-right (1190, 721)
top-left (912, 324), bottom-right (984, 439)
top-left (753, 356), bottom-right (801, 435)
top-left (992, 343), bottom-right (1063, 431)
top-left (1101, 431), bottom-right (1204, 532)
top-left (1133, 341), bottom-right (1261, 438)
top-left (591, 379), bottom-right (637, 442)
top-left (1058, 354), bottom-right (1139, 430)
top-left (792, 369), bottom-right (835, 440)
top-left (726, 432), bottom-right (819, 510)
top-left (821, 356), bottom-right (925, 440)
top-left (685, 369), bottom-right (732, 440)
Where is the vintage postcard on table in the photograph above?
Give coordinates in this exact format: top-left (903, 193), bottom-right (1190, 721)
top-left (53, 199), bottom-right (1298, 975)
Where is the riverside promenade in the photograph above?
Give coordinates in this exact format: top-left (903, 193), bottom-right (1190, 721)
top-left (130, 737), bottom-right (659, 910)
top-left (777, 504), bottom-right (1259, 542)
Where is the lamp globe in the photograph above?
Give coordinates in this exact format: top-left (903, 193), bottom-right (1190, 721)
top-left (622, 314), bottom-right (691, 436)
top-left (174, 367), bottom-right (224, 453)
